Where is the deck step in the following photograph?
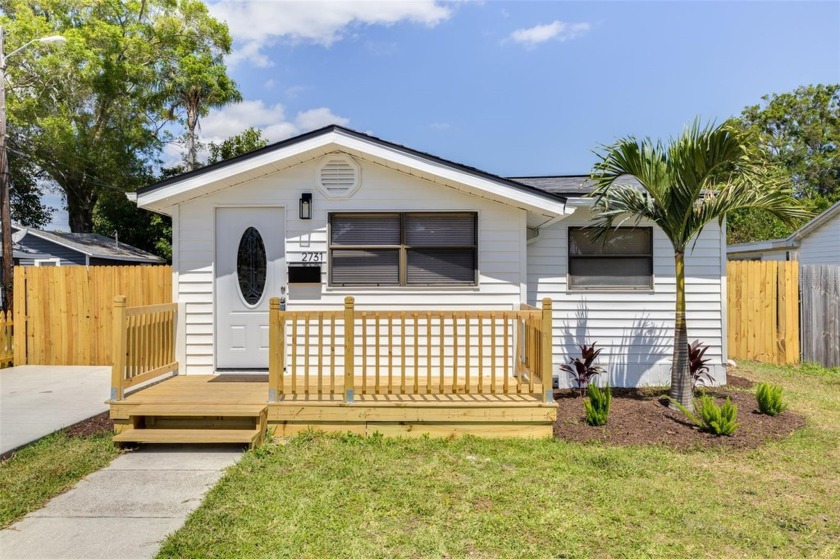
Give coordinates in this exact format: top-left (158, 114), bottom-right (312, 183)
top-left (128, 404), bottom-right (267, 417)
top-left (113, 427), bottom-right (261, 444)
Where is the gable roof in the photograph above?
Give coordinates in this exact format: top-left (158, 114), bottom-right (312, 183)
top-left (16, 228), bottom-right (164, 263)
top-left (510, 175), bottom-right (645, 198)
top-left (137, 125), bottom-right (568, 222)
top-left (727, 200), bottom-right (840, 255)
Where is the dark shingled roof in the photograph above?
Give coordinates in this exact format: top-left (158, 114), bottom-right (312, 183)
top-left (509, 175), bottom-right (645, 198)
top-left (24, 230), bottom-right (164, 263)
top-left (139, 125), bottom-right (566, 204)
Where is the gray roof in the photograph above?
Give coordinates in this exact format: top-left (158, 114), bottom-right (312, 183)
top-left (19, 229), bottom-right (164, 263)
top-left (509, 175), bottom-right (643, 197)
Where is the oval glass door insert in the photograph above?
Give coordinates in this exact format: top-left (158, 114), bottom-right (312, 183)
top-left (237, 227), bottom-right (267, 306)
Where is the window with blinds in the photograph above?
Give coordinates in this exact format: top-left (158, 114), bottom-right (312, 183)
top-left (329, 213), bottom-right (477, 286)
top-left (568, 227), bottom-right (653, 290)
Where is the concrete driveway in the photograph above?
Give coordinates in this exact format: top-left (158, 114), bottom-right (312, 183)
top-left (0, 365), bottom-right (111, 456)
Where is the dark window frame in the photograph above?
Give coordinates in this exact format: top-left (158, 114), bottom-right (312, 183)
top-left (329, 212), bottom-right (478, 287)
top-left (567, 227), bottom-right (654, 291)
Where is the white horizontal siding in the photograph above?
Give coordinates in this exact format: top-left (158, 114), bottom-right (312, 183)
top-left (528, 208), bottom-right (726, 388)
top-left (174, 157), bottom-right (527, 373)
top-left (799, 214), bottom-right (840, 266)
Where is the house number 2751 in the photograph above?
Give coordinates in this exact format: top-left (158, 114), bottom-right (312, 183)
top-left (300, 252), bottom-right (323, 262)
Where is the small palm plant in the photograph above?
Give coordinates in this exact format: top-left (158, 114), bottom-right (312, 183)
top-left (688, 339), bottom-right (713, 389)
top-left (584, 383), bottom-right (611, 426)
top-left (559, 343), bottom-right (606, 396)
top-left (673, 394), bottom-right (740, 436)
top-left (756, 382), bottom-right (787, 416)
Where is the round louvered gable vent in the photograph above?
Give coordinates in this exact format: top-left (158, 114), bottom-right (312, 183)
top-left (317, 154), bottom-right (360, 199)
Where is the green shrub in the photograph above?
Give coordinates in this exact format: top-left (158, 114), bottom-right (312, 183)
top-left (584, 383), bottom-right (611, 426)
top-left (756, 382), bottom-right (787, 416)
top-left (673, 394), bottom-right (740, 436)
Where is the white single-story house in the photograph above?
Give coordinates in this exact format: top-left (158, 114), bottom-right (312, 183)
top-left (135, 125), bottom-right (727, 388)
top-left (727, 200), bottom-right (840, 264)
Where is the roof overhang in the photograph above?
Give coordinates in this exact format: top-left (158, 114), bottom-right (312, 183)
top-left (137, 126), bottom-right (569, 226)
top-left (727, 238), bottom-right (796, 255)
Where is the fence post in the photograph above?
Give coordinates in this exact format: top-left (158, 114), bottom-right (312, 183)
top-left (110, 296), bottom-right (127, 401)
top-left (269, 297), bottom-right (283, 402)
top-left (541, 298), bottom-right (554, 403)
top-left (344, 296), bottom-right (355, 403)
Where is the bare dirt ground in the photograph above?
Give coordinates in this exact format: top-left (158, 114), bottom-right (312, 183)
top-left (553, 375), bottom-right (805, 450)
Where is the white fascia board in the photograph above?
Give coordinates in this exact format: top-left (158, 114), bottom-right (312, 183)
top-left (787, 200), bottom-right (840, 242)
top-left (138, 129), bottom-right (567, 219)
top-left (138, 134), bottom-right (334, 212)
top-left (726, 238), bottom-right (794, 254)
top-left (565, 198), bottom-right (595, 208)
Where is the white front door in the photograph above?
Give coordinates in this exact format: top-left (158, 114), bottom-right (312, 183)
top-left (215, 207), bottom-right (285, 369)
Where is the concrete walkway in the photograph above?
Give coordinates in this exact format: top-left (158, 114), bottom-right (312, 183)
top-left (0, 365), bottom-right (111, 455)
top-left (0, 445), bottom-right (243, 559)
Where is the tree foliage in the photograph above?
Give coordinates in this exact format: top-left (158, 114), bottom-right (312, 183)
top-left (729, 84), bottom-right (840, 243)
top-left (207, 127), bottom-right (269, 164)
top-left (1, 0), bottom-right (238, 232)
top-left (589, 120), bottom-right (809, 409)
top-left (156, 1), bottom-right (241, 171)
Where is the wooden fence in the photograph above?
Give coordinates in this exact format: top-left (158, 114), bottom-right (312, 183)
top-left (268, 296), bottom-right (554, 403)
top-left (727, 261), bottom-right (799, 364)
top-left (0, 311), bottom-right (12, 368)
top-left (800, 265), bottom-right (840, 368)
top-left (14, 266), bottom-right (172, 366)
top-left (111, 297), bottom-right (178, 400)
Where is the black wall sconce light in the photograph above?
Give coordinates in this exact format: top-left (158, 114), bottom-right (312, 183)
top-left (299, 193), bottom-right (312, 220)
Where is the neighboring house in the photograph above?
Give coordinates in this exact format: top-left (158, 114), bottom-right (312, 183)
top-left (9, 225), bottom-right (165, 267)
top-left (136, 125), bottom-right (727, 387)
top-left (727, 200), bottom-right (840, 264)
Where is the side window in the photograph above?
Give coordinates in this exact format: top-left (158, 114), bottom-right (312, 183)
top-left (568, 227), bottom-right (653, 290)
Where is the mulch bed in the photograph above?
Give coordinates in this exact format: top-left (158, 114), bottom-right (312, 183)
top-left (65, 412), bottom-right (114, 438)
top-left (553, 375), bottom-right (805, 450)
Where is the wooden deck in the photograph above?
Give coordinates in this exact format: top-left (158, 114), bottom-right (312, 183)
top-left (110, 374), bottom-right (557, 442)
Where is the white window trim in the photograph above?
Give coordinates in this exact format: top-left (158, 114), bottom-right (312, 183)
top-left (34, 258), bottom-right (62, 267)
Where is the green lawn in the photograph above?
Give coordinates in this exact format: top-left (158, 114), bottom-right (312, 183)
top-left (158, 362), bottom-right (840, 559)
top-left (0, 429), bottom-right (119, 527)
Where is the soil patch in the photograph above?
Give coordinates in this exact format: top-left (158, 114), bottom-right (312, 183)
top-left (553, 376), bottom-right (804, 450)
top-left (723, 373), bottom-right (755, 390)
top-left (65, 412), bottom-right (113, 438)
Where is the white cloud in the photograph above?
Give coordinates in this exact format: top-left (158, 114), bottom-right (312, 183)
top-left (208, 0), bottom-right (452, 67)
top-left (199, 99), bottom-right (349, 144)
top-left (507, 20), bottom-right (591, 48)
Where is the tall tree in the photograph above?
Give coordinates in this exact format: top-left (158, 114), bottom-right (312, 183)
top-left (207, 127), bottom-right (268, 164)
top-left (589, 120), bottom-right (808, 409)
top-left (93, 128), bottom-right (270, 261)
top-left (157, 1), bottom-right (241, 171)
top-left (1, 0), bottom-right (237, 232)
top-left (729, 84), bottom-right (840, 243)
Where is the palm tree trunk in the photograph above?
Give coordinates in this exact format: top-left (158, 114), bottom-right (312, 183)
top-left (186, 105), bottom-right (198, 172)
top-left (669, 251), bottom-right (693, 411)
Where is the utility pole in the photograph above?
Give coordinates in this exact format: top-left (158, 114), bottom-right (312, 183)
top-left (0, 27), bottom-right (66, 313)
top-left (0, 26), bottom-right (13, 313)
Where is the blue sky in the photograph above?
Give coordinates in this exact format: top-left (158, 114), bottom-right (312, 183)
top-left (47, 1), bottom-right (840, 229)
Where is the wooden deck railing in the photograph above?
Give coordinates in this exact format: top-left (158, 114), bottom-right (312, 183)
top-left (0, 310), bottom-right (12, 368)
top-left (111, 296), bottom-right (178, 401)
top-left (269, 297), bottom-right (554, 403)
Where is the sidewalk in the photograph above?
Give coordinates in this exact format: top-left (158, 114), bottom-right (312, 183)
top-left (0, 365), bottom-right (111, 455)
top-left (0, 445), bottom-right (243, 559)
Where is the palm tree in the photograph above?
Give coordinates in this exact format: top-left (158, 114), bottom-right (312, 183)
top-left (588, 120), bottom-right (809, 410)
